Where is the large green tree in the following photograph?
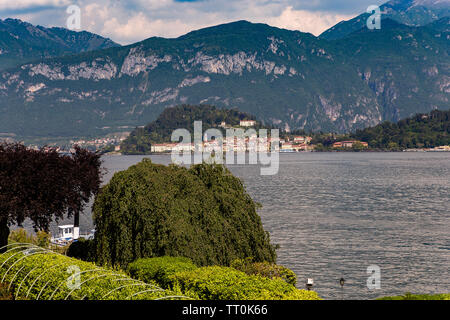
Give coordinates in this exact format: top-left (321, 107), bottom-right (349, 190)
top-left (93, 159), bottom-right (276, 267)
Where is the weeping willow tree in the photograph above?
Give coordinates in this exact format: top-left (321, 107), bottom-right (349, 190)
top-left (93, 159), bottom-right (276, 267)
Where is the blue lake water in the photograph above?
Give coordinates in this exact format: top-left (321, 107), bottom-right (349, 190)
top-left (46, 152), bottom-right (450, 299)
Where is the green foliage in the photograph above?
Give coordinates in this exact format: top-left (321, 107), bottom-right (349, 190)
top-left (67, 239), bottom-right (96, 262)
top-left (121, 104), bottom-right (262, 154)
top-left (8, 228), bottom-right (51, 248)
top-left (378, 293), bottom-right (450, 300)
top-left (351, 110), bottom-right (450, 149)
top-left (35, 231), bottom-right (50, 248)
top-left (8, 229), bottom-right (34, 244)
top-left (170, 266), bottom-right (320, 300)
top-left (128, 257), bottom-right (198, 288)
top-left (93, 160), bottom-right (276, 268)
top-left (350, 142), bottom-right (366, 151)
top-left (0, 247), bottom-right (183, 300)
top-left (309, 110), bottom-right (450, 150)
top-left (231, 258), bottom-right (297, 286)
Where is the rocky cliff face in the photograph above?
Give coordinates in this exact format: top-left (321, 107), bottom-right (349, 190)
top-left (0, 19), bottom-right (448, 138)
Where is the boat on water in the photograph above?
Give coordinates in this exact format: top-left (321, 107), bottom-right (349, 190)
top-left (280, 149), bottom-right (296, 153)
top-left (50, 225), bottom-right (95, 246)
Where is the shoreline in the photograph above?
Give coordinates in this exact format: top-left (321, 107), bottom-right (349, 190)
top-left (112, 149), bottom-right (450, 156)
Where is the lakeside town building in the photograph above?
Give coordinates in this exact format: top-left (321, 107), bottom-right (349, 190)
top-left (150, 136), bottom-right (313, 153)
top-left (239, 120), bottom-right (257, 127)
top-left (332, 141), bottom-right (369, 148)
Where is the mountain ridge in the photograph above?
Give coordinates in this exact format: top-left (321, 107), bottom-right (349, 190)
top-left (0, 14), bottom-right (448, 139)
top-left (0, 18), bottom-right (119, 70)
top-left (320, 0), bottom-right (449, 40)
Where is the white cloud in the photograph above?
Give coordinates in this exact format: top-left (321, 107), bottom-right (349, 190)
top-left (267, 6), bottom-right (353, 36)
top-left (0, 0), bottom-right (370, 44)
top-left (81, 1), bottom-right (233, 44)
top-left (0, 0), bottom-right (70, 10)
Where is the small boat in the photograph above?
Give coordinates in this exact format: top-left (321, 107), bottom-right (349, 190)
top-left (50, 225), bottom-right (95, 246)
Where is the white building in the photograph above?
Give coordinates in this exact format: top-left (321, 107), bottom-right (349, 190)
top-left (240, 120), bottom-right (256, 127)
top-left (151, 144), bottom-right (177, 153)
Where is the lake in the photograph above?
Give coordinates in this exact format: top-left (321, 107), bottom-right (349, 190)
top-left (48, 152), bottom-right (450, 300)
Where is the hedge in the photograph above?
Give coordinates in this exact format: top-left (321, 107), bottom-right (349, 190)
top-left (0, 245), bottom-right (187, 300)
top-left (128, 257), bottom-right (198, 288)
top-left (170, 266), bottom-right (321, 300)
top-left (67, 239), bottom-right (96, 262)
top-left (378, 293), bottom-right (450, 300)
top-left (231, 258), bottom-right (297, 286)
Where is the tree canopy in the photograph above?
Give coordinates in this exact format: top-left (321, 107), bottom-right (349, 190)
top-left (0, 143), bottom-right (102, 251)
top-left (309, 109), bottom-right (450, 150)
top-left (93, 159), bottom-right (276, 267)
top-left (351, 109), bottom-right (450, 149)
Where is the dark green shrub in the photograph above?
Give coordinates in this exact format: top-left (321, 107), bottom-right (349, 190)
top-left (128, 256), bottom-right (197, 288)
top-left (170, 266), bottom-right (320, 300)
top-left (93, 160), bottom-right (276, 268)
top-left (67, 238), bottom-right (96, 262)
top-left (231, 258), bottom-right (297, 286)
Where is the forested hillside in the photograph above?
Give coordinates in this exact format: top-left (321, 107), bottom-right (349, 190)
top-left (351, 109), bottom-right (450, 149)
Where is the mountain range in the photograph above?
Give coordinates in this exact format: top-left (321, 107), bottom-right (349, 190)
top-left (0, 18), bottom-right (119, 71)
top-left (0, 0), bottom-right (448, 140)
top-left (320, 0), bottom-right (450, 40)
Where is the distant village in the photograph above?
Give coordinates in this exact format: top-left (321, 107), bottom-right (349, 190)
top-left (22, 119), bottom-right (450, 154)
top-left (146, 120), bottom-right (370, 154)
top-left (70, 135), bottom-right (127, 152)
top-left (27, 133), bottom-right (128, 153)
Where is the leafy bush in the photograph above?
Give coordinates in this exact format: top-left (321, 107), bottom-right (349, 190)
top-left (93, 160), bottom-right (276, 268)
top-left (128, 257), bottom-right (198, 288)
top-left (231, 258), bottom-right (297, 286)
top-left (8, 228), bottom-right (51, 248)
top-left (170, 266), bottom-right (321, 300)
top-left (8, 229), bottom-right (34, 244)
top-left (67, 238), bottom-right (96, 262)
top-left (0, 246), bottom-right (186, 300)
top-left (378, 293), bottom-right (450, 300)
top-left (35, 231), bottom-right (50, 248)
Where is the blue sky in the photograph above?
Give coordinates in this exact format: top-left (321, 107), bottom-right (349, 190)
top-left (0, 0), bottom-right (387, 44)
